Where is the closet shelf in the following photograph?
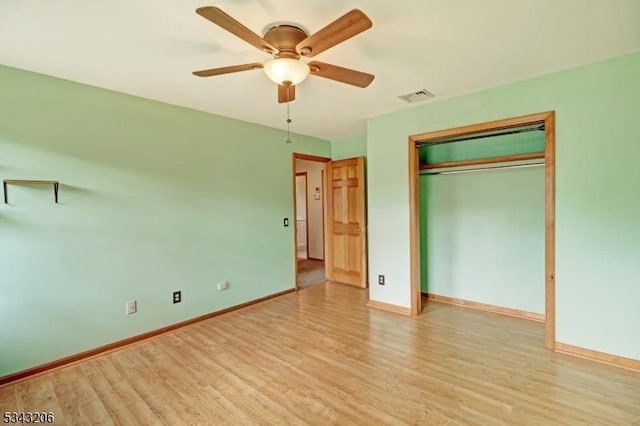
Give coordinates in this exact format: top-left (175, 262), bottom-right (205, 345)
top-left (420, 151), bottom-right (545, 170)
top-left (3, 180), bottom-right (60, 204)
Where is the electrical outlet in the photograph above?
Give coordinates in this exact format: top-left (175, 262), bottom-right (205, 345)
top-left (378, 275), bottom-right (385, 285)
top-left (126, 300), bottom-right (137, 315)
top-left (218, 281), bottom-right (228, 291)
top-left (173, 291), bottom-right (181, 304)
top-left (283, 218), bottom-right (289, 227)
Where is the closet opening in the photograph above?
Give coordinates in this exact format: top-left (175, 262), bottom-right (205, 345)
top-left (408, 111), bottom-right (556, 349)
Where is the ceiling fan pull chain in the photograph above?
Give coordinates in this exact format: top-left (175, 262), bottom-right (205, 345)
top-left (286, 86), bottom-right (292, 144)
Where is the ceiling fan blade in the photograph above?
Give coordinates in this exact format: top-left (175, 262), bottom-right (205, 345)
top-left (196, 7), bottom-right (277, 54)
top-left (278, 84), bottom-right (296, 103)
top-left (193, 63), bottom-right (264, 77)
top-left (308, 61), bottom-right (374, 88)
top-left (296, 9), bottom-right (372, 57)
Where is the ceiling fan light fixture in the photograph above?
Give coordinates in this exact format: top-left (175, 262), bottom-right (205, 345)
top-left (264, 58), bottom-right (310, 86)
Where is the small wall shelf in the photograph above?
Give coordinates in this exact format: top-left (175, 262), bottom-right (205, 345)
top-left (3, 180), bottom-right (60, 204)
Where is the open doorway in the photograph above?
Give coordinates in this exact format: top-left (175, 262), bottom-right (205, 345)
top-left (293, 154), bottom-right (330, 289)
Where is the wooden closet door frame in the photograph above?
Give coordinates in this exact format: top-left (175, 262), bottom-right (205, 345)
top-left (408, 111), bottom-right (556, 350)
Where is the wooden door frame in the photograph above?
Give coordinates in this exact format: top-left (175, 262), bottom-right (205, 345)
top-left (295, 172), bottom-right (310, 259)
top-left (292, 153), bottom-right (330, 291)
top-left (408, 111), bottom-right (556, 349)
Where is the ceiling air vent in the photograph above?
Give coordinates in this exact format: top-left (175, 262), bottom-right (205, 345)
top-left (399, 89), bottom-right (435, 103)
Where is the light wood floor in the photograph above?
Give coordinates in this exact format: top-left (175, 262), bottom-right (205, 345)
top-left (1, 283), bottom-right (639, 425)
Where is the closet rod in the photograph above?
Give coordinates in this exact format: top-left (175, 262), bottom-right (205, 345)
top-left (417, 124), bottom-right (545, 147)
top-left (422, 162), bottom-right (544, 176)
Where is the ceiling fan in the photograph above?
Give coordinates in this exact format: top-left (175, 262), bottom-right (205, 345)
top-left (192, 7), bottom-right (375, 103)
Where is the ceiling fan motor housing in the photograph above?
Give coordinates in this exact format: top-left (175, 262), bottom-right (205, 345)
top-left (263, 25), bottom-right (309, 59)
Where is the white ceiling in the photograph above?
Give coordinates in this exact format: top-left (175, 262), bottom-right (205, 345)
top-left (1, 0), bottom-right (639, 140)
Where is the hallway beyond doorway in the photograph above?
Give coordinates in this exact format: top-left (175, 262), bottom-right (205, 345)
top-left (297, 258), bottom-right (325, 288)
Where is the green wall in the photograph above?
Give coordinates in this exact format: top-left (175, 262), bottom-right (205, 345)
top-left (0, 65), bottom-right (330, 377)
top-left (367, 51), bottom-right (640, 360)
top-left (331, 134), bottom-right (367, 159)
top-left (420, 167), bottom-right (545, 313)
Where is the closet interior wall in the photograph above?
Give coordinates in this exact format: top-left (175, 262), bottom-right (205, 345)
top-left (418, 126), bottom-right (546, 316)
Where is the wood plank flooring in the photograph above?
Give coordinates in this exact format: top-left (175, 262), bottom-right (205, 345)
top-left (1, 283), bottom-right (639, 425)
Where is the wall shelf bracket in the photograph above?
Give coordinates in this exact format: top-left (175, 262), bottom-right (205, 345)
top-left (3, 180), bottom-right (60, 204)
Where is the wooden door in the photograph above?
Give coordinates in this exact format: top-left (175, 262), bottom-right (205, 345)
top-left (325, 157), bottom-right (367, 287)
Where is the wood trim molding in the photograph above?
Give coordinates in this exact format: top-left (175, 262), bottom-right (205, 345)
top-left (408, 139), bottom-right (421, 316)
top-left (0, 289), bottom-right (296, 387)
top-left (324, 161), bottom-right (334, 282)
top-left (423, 293), bottom-right (545, 322)
top-left (421, 152), bottom-right (545, 170)
top-left (293, 153), bottom-right (331, 163)
top-left (555, 343), bottom-right (640, 372)
top-left (292, 154), bottom-right (300, 291)
top-left (409, 111), bottom-right (551, 144)
top-left (357, 157), bottom-right (368, 289)
top-left (307, 256), bottom-right (324, 262)
top-left (544, 111), bottom-right (556, 350)
top-left (322, 168), bottom-right (329, 277)
top-left (366, 299), bottom-right (412, 316)
top-left (321, 169), bottom-right (326, 262)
